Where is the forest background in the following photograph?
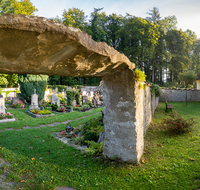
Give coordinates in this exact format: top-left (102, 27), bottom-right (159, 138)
top-left (0, 0), bottom-right (200, 88)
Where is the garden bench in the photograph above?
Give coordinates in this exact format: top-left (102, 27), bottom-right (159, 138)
top-left (166, 101), bottom-right (173, 112)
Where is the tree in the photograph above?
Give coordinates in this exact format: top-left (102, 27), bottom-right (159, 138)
top-left (0, 74), bottom-right (8, 86)
top-left (0, 0), bottom-right (38, 15)
top-left (178, 71), bottom-right (196, 106)
top-left (18, 74), bottom-right (48, 103)
top-left (90, 8), bottom-right (107, 42)
top-left (62, 7), bottom-right (90, 33)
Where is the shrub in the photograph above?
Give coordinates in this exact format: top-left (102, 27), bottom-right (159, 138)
top-left (81, 104), bottom-right (90, 110)
top-left (83, 132), bottom-right (99, 142)
top-left (11, 100), bottom-right (25, 108)
top-left (51, 102), bottom-right (58, 111)
top-left (57, 106), bottom-right (66, 112)
top-left (84, 141), bottom-right (104, 155)
top-left (151, 83), bottom-right (161, 97)
top-left (86, 101), bottom-right (93, 107)
top-left (18, 74), bottom-right (48, 103)
top-left (163, 110), bottom-right (195, 134)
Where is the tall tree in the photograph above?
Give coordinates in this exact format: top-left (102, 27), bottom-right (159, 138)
top-left (90, 8), bottom-right (107, 42)
top-left (0, 0), bottom-right (38, 15)
top-left (62, 7), bottom-right (90, 33)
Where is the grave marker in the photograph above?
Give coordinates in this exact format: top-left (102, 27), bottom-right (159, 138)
top-left (0, 95), bottom-right (5, 113)
top-left (51, 94), bottom-right (60, 107)
top-left (30, 89), bottom-right (39, 110)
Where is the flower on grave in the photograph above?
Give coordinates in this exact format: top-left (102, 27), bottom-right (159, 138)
top-left (6, 112), bottom-right (11, 115)
top-left (61, 131), bottom-right (65, 135)
top-left (43, 104), bottom-right (46, 107)
top-left (31, 157), bottom-right (35, 160)
top-left (21, 105), bottom-right (24, 108)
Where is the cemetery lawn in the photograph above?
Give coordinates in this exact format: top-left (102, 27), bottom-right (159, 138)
top-left (0, 108), bottom-right (103, 130)
top-left (0, 102), bottom-right (200, 189)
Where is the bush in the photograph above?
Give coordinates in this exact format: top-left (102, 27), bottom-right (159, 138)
top-left (151, 83), bottom-right (161, 97)
top-left (163, 110), bottom-right (195, 134)
top-left (82, 116), bottom-right (104, 134)
top-left (11, 100), bottom-right (25, 108)
top-left (83, 131), bottom-right (99, 142)
top-left (86, 101), bottom-right (93, 107)
top-left (18, 74), bottom-right (48, 103)
top-left (84, 141), bottom-right (104, 155)
top-left (82, 104), bottom-right (90, 110)
top-left (51, 102), bottom-right (58, 111)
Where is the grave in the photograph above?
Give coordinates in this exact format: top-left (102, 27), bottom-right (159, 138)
top-left (82, 96), bottom-right (89, 103)
top-left (11, 97), bottom-right (20, 104)
top-left (30, 89), bottom-right (39, 110)
top-left (7, 92), bottom-right (15, 98)
top-left (0, 95), bottom-right (5, 114)
top-left (51, 94), bottom-right (60, 107)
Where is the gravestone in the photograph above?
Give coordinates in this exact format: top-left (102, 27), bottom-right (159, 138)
top-left (11, 97), bottom-right (20, 104)
top-left (82, 96), bottom-right (89, 103)
top-left (51, 94), bottom-right (60, 107)
top-left (7, 92), bottom-right (15, 98)
top-left (72, 100), bottom-right (76, 107)
top-left (30, 89), bottom-right (39, 110)
top-left (0, 95), bottom-right (5, 113)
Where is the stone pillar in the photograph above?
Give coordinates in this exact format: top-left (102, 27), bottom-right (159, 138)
top-left (102, 69), bottom-right (144, 163)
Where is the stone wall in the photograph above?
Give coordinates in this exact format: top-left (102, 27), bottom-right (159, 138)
top-left (102, 69), bottom-right (159, 163)
top-left (160, 89), bottom-right (200, 102)
top-left (135, 83), bottom-right (159, 133)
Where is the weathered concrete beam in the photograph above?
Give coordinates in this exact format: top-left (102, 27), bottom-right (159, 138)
top-left (0, 14), bottom-right (134, 77)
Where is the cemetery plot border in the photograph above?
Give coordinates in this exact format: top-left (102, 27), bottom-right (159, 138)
top-left (51, 110), bottom-right (70, 114)
top-left (27, 111), bottom-right (55, 118)
top-left (0, 118), bottom-right (17, 123)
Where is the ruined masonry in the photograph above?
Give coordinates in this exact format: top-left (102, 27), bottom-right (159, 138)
top-left (0, 13), bottom-right (158, 163)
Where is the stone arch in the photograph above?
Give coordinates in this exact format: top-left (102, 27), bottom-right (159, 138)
top-left (0, 13), bottom-right (144, 163)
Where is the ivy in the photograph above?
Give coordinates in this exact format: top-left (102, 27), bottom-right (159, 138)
top-left (135, 68), bottom-right (147, 89)
top-left (66, 90), bottom-right (80, 106)
top-left (150, 83), bottom-right (161, 97)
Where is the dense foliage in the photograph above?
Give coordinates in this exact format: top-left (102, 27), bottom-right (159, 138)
top-left (18, 74), bottom-right (48, 103)
top-left (52, 7), bottom-right (200, 87)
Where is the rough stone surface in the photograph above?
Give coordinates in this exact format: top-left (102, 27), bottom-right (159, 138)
top-left (102, 69), bottom-right (139, 163)
top-left (0, 14), bottom-right (134, 77)
top-left (97, 131), bottom-right (105, 144)
top-left (160, 89), bottom-right (200, 102)
top-left (102, 69), bottom-right (159, 163)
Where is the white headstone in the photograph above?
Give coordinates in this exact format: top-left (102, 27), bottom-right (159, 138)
top-left (51, 94), bottom-right (60, 107)
top-left (0, 96), bottom-right (5, 114)
top-left (31, 91), bottom-right (39, 109)
top-left (7, 92), bottom-right (15, 98)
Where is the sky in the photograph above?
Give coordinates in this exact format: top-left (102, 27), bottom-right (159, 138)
top-left (31, 0), bottom-right (200, 38)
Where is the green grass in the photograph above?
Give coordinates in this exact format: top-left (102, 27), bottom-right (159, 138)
top-left (0, 107), bottom-right (103, 130)
top-left (0, 102), bottom-right (200, 189)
